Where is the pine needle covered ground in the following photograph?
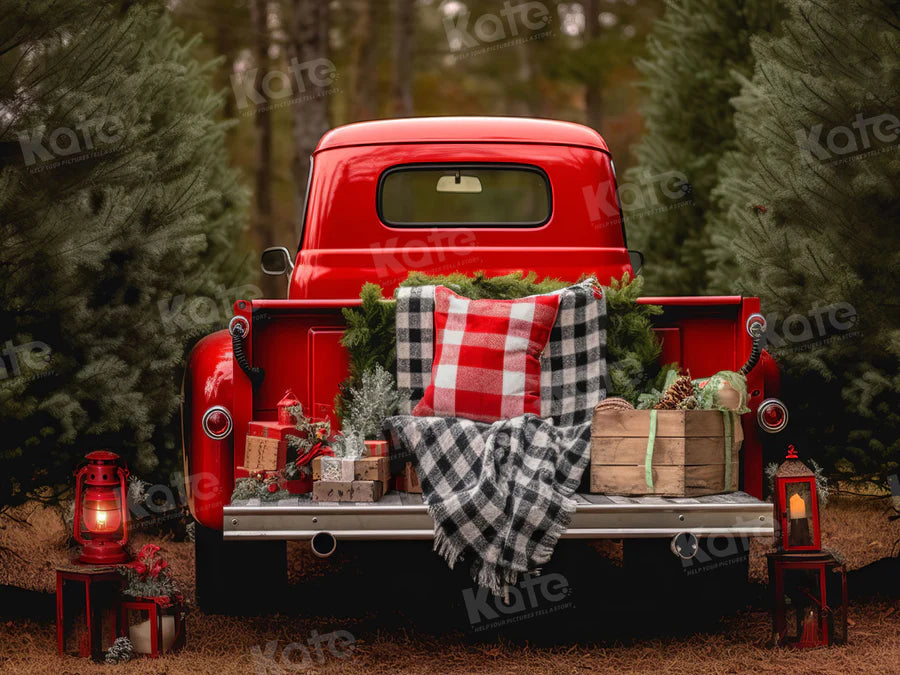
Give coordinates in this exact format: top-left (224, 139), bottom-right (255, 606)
top-left (1, 493), bottom-right (897, 674)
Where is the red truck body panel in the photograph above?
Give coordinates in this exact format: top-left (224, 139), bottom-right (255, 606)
top-left (292, 125), bottom-right (629, 300)
top-left (315, 116), bottom-right (611, 152)
top-left (183, 117), bottom-right (775, 530)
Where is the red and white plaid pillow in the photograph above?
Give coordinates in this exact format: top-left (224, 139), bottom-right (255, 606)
top-left (412, 287), bottom-right (560, 423)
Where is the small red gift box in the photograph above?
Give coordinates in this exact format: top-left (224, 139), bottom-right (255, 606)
top-left (282, 474), bottom-right (313, 495)
top-left (364, 440), bottom-right (389, 457)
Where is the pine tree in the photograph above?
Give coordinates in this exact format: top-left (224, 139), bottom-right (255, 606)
top-left (623, 0), bottom-right (783, 295)
top-left (343, 364), bottom-right (407, 440)
top-left (707, 0), bottom-right (900, 478)
top-left (0, 1), bottom-right (250, 508)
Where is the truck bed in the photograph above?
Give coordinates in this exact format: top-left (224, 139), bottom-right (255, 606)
top-left (223, 491), bottom-right (773, 541)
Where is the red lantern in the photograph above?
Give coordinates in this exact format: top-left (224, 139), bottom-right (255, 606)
top-left (276, 389), bottom-right (300, 424)
top-left (74, 451), bottom-right (130, 565)
top-left (773, 445), bottom-right (821, 552)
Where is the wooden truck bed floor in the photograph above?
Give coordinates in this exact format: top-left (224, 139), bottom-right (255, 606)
top-left (223, 491), bottom-right (773, 541)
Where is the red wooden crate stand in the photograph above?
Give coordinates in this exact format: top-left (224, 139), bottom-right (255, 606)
top-left (56, 565), bottom-right (122, 659)
top-left (767, 551), bottom-right (848, 648)
top-left (120, 596), bottom-right (186, 657)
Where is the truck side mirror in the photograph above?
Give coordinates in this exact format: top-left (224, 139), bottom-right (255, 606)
top-left (628, 250), bottom-right (644, 275)
top-left (261, 247), bottom-right (295, 276)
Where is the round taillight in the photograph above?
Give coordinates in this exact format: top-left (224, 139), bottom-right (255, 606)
top-left (757, 398), bottom-right (788, 433)
top-left (202, 406), bottom-right (233, 440)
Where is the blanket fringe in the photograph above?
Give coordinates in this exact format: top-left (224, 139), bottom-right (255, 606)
top-left (432, 522), bottom-right (464, 569)
top-left (532, 496), bottom-right (577, 565)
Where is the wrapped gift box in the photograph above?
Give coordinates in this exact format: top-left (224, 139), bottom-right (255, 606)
top-left (395, 462), bottom-right (422, 494)
top-left (237, 390), bottom-right (300, 477)
top-left (312, 480), bottom-right (383, 502)
top-left (282, 474), bottom-right (313, 495)
top-left (320, 457), bottom-right (355, 482)
top-left (236, 434), bottom-right (285, 477)
top-left (312, 456), bottom-right (389, 492)
top-left (364, 440), bottom-right (389, 457)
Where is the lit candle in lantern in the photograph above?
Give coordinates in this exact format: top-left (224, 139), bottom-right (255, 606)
top-left (787, 488), bottom-right (812, 548)
top-left (83, 486), bottom-right (122, 533)
top-left (789, 492), bottom-right (807, 519)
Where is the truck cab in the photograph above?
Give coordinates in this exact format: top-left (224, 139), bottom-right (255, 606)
top-left (183, 117), bottom-right (784, 612)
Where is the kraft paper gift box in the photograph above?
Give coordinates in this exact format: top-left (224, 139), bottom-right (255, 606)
top-left (312, 456), bottom-right (390, 491)
top-left (237, 430), bottom-right (287, 477)
top-left (320, 457), bottom-right (355, 482)
top-left (312, 480), bottom-right (383, 502)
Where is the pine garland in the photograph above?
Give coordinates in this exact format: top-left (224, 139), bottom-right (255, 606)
top-left (338, 271), bottom-right (675, 413)
top-left (403, 270), bottom-right (570, 299)
top-left (336, 284), bottom-right (399, 420)
top-left (604, 273), bottom-right (678, 405)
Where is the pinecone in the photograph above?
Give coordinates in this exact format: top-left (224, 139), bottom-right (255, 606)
top-left (105, 637), bottom-right (134, 664)
top-left (677, 395), bottom-right (699, 410)
top-left (654, 374), bottom-right (694, 410)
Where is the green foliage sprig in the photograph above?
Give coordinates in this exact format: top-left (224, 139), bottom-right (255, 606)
top-left (231, 476), bottom-right (290, 502)
top-left (336, 283), bottom-right (399, 420)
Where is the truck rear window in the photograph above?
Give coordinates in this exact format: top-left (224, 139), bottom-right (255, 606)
top-left (378, 164), bottom-right (551, 227)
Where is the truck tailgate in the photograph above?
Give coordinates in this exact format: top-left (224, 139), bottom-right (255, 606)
top-left (223, 491), bottom-right (773, 541)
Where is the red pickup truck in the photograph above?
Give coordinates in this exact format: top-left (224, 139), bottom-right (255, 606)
top-left (182, 117), bottom-right (786, 612)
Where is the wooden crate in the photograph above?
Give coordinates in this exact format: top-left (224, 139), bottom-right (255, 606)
top-left (590, 409), bottom-right (743, 497)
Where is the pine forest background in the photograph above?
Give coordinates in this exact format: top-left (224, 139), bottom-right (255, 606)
top-left (0, 0), bottom-right (897, 509)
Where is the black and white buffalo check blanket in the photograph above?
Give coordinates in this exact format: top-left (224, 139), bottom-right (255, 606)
top-left (387, 280), bottom-right (607, 594)
top-left (384, 413), bottom-right (592, 595)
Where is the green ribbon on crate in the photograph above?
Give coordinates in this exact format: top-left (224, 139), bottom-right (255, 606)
top-left (644, 409), bottom-right (736, 491)
top-left (644, 410), bottom-right (735, 491)
top-left (723, 411), bottom-right (733, 490)
top-left (645, 409), bottom-right (658, 489)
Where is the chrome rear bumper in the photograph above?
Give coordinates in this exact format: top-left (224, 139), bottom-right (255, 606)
top-left (223, 491), bottom-right (773, 541)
